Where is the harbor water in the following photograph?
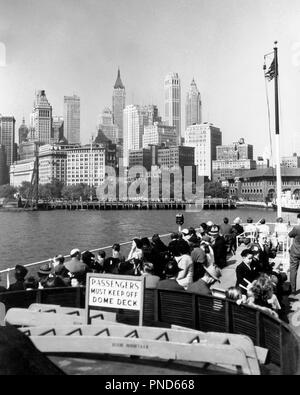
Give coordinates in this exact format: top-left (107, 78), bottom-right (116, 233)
top-left (0, 207), bottom-right (297, 272)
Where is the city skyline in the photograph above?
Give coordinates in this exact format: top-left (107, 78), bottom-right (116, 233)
top-left (1, 0), bottom-right (300, 160)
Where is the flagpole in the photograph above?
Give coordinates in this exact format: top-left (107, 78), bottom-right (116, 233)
top-left (274, 41), bottom-right (282, 218)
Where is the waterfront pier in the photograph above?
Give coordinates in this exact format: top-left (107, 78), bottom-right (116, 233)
top-left (34, 198), bottom-right (236, 211)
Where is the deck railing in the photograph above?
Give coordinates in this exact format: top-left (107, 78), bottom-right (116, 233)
top-left (0, 222), bottom-right (295, 288)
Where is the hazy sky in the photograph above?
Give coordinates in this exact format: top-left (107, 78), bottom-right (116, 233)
top-left (1, 0), bottom-right (300, 159)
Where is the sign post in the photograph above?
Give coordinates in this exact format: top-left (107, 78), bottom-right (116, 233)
top-left (85, 273), bottom-right (145, 326)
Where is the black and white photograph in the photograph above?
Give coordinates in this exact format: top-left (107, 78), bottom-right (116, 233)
top-left (0, 0), bottom-right (300, 378)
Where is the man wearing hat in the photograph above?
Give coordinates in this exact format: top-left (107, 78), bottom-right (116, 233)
top-left (209, 225), bottom-right (227, 269)
top-left (187, 265), bottom-right (222, 296)
top-left (8, 265), bottom-right (28, 292)
top-left (157, 260), bottom-right (185, 291)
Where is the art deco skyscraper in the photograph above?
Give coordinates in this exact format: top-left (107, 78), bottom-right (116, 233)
top-left (33, 90), bottom-right (52, 144)
top-left (64, 94), bottom-right (80, 144)
top-left (112, 68), bottom-right (126, 140)
top-left (185, 78), bottom-right (202, 129)
top-left (164, 72), bottom-right (181, 145)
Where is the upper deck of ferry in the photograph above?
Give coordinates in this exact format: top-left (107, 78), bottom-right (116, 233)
top-left (0, 220), bottom-right (299, 375)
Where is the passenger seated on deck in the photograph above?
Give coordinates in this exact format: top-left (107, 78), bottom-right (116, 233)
top-left (235, 249), bottom-right (257, 295)
top-left (174, 239), bottom-right (194, 290)
top-left (82, 250), bottom-right (101, 273)
top-left (246, 274), bottom-right (280, 319)
top-left (225, 286), bottom-right (246, 305)
top-left (8, 265), bottom-right (28, 292)
top-left (186, 265), bottom-right (222, 296)
top-left (64, 249), bottom-right (89, 284)
top-left (140, 260), bottom-right (160, 289)
top-left (127, 238), bottom-right (143, 262)
top-left (24, 276), bottom-right (39, 290)
top-left (191, 239), bottom-right (211, 282)
top-left (37, 263), bottom-right (66, 289)
top-left (156, 260), bottom-right (185, 292)
top-left (96, 250), bottom-right (106, 272)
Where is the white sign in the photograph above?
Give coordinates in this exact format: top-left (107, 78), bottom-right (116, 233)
top-left (87, 274), bottom-right (144, 311)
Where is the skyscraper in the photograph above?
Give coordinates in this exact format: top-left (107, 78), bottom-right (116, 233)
top-left (32, 90), bottom-right (52, 144)
top-left (99, 107), bottom-right (119, 144)
top-left (185, 123), bottom-right (222, 179)
top-left (164, 72), bottom-right (181, 145)
top-left (185, 78), bottom-right (202, 129)
top-left (123, 105), bottom-right (145, 167)
top-left (0, 145), bottom-right (8, 185)
top-left (64, 94), bottom-right (80, 144)
top-left (0, 115), bottom-right (16, 168)
top-left (112, 69), bottom-right (126, 139)
top-left (52, 116), bottom-right (64, 143)
top-left (18, 118), bottom-right (29, 145)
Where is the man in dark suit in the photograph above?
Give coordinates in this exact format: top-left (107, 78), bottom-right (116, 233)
top-left (235, 249), bottom-right (257, 294)
top-left (209, 225), bottom-right (227, 269)
top-left (289, 213), bottom-right (300, 295)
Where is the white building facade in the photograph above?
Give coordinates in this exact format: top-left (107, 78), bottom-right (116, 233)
top-left (123, 105), bottom-right (145, 167)
top-left (66, 146), bottom-right (106, 187)
top-left (185, 123), bottom-right (222, 179)
top-left (143, 122), bottom-right (177, 148)
top-left (38, 145), bottom-right (67, 185)
top-left (10, 159), bottom-right (35, 187)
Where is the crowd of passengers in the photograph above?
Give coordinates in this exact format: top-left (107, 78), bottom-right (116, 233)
top-left (0, 216), bottom-right (291, 320)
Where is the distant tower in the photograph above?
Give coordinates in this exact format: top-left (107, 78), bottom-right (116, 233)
top-left (99, 107), bottom-right (119, 144)
top-left (0, 115), bottom-right (16, 168)
top-left (112, 68), bottom-right (126, 139)
top-left (185, 78), bottom-right (201, 129)
top-left (33, 90), bottom-right (52, 144)
top-left (164, 72), bottom-right (181, 145)
top-left (18, 117), bottom-right (29, 145)
top-left (64, 94), bottom-right (80, 144)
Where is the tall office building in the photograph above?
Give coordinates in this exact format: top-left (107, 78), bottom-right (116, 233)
top-left (0, 115), bottom-right (16, 168)
top-left (0, 145), bottom-right (8, 185)
top-left (112, 68), bottom-right (126, 139)
top-left (99, 107), bottom-right (119, 144)
top-left (185, 78), bottom-right (202, 129)
top-left (164, 72), bottom-right (181, 145)
top-left (64, 94), bottom-right (80, 144)
top-left (52, 116), bottom-right (64, 143)
top-left (18, 118), bottom-right (29, 145)
top-left (185, 123), bottom-right (222, 179)
top-left (123, 105), bottom-right (145, 167)
top-left (32, 90), bottom-right (52, 144)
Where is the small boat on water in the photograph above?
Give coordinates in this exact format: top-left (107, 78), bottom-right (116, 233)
top-left (272, 191), bottom-right (300, 213)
